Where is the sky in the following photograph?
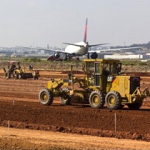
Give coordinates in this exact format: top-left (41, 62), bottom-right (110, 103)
top-left (0, 0), bottom-right (150, 48)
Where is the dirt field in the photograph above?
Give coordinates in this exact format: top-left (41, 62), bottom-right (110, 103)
top-left (1, 127), bottom-right (150, 150)
top-left (1, 69), bottom-right (150, 149)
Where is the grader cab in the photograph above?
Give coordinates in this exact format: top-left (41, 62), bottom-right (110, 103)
top-left (39, 59), bottom-right (149, 110)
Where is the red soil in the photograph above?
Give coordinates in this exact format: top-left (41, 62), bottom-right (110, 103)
top-left (0, 71), bottom-right (150, 142)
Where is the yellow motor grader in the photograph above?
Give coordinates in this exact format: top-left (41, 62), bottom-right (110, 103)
top-left (2, 61), bottom-right (33, 79)
top-left (39, 59), bottom-right (149, 110)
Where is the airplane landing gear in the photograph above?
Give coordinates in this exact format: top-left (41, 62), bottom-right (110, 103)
top-left (87, 53), bottom-right (90, 59)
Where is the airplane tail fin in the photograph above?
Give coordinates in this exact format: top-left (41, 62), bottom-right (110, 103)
top-left (83, 18), bottom-right (88, 43)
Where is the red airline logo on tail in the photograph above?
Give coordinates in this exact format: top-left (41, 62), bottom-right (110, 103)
top-left (84, 18), bottom-right (88, 43)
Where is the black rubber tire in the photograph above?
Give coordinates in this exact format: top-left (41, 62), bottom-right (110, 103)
top-left (89, 91), bottom-right (105, 109)
top-left (60, 88), bottom-right (71, 105)
top-left (39, 89), bottom-right (53, 105)
top-left (127, 102), bottom-right (142, 110)
top-left (105, 91), bottom-right (121, 110)
top-left (119, 104), bottom-right (124, 109)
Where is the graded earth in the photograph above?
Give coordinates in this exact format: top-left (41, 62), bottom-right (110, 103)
top-left (0, 68), bottom-right (150, 149)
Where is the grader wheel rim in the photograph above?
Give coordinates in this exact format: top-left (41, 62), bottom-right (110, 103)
top-left (107, 95), bottom-right (116, 106)
top-left (41, 92), bottom-right (48, 102)
top-left (91, 94), bottom-right (100, 105)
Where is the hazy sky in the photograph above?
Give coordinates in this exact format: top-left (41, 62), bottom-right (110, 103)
top-left (0, 0), bottom-right (150, 47)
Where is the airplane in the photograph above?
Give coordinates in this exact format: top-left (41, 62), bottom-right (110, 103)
top-left (31, 18), bottom-right (109, 60)
top-left (25, 18), bottom-right (141, 61)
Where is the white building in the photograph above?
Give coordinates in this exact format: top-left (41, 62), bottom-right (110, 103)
top-left (104, 54), bottom-right (143, 59)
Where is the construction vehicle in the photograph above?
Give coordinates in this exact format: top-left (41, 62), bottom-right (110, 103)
top-left (2, 61), bottom-right (33, 79)
top-left (39, 59), bottom-right (149, 110)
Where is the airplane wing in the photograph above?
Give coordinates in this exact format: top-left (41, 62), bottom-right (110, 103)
top-left (88, 43), bottom-right (110, 47)
top-left (89, 47), bottom-right (142, 53)
top-left (63, 43), bottom-right (85, 47)
top-left (23, 47), bottom-right (71, 54)
top-left (63, 43), bottom-right (109, 47)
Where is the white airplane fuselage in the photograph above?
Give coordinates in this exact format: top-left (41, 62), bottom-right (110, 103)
top-left (64, 41), bottom-right (88, 55)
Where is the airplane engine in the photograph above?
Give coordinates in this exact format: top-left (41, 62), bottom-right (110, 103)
top-left (47, 53), bottom-right (67, 61)
top-left (91, 52), bottom-right (98, 59)
top-left (59, 53), bottom-right (67, 60)
top-left (54, 52), bottom-right (60, 58)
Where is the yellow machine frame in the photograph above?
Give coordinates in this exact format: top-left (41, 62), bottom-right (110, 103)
top-left (39, 59), bottom-right (149, 110)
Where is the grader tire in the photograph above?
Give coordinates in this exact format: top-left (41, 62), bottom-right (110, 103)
top-left (39, 89), bottom-right (53, 105)
top-left (60, 88), bottom-right (71, 105)
top-left (128, 102), bottom-right (142, 110)
top-left (119, 105), bottom-right (124, 109)
top-left (89, 91), bottom-right (105, 109)
top-left (105, 91), bottom-right (121, 110)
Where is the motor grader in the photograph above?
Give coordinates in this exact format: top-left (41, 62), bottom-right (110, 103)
top-left (2, 61), bottom-right (33, 79)
top-left (39, 59), bottom-right (149, 110)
